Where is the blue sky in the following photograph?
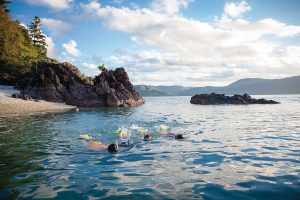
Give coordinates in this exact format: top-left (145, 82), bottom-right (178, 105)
top-left (9, 0), bottom-right (300, 86)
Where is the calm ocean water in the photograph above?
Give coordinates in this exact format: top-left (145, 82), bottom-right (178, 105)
top-left (0, 95), bottom-right (300, 199)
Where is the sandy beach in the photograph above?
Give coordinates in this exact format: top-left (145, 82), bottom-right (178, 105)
top-left (0, 85), bottom-right (76, 115)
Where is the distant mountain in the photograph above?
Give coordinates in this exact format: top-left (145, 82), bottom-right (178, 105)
top-left (134, 85), bottom-right (177, 96)
top-left (135, 85), bottom-right (193, 96)
top-left (135, 75), bottom-right (300, 96)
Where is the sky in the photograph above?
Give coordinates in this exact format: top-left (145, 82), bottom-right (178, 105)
top-left (9, 0), bottom-right (300, 86)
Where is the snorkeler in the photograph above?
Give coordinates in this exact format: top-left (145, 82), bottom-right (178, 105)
top-left (87, 141), bottom-right (119, 153)
top-left (159, 133), bottom-right (184, 140)
top-left (156, 124), bottom-right (184, 139)
top-left (80, 135), bottom-right (118, 153)
top-left (79, 134), bottom-right (93, 140)
top-left (118, 137), bottom-right (129, 146)
top-left (175, 134), bottom-right (184, 139)
top-left (117, 128), bottom-right (130, 146)
top-left (143, 134), bottom-right (152, 141)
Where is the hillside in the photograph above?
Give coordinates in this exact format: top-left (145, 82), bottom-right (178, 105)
top-left (135, 75), bottom-right (300, 96)
top-left (0, 8), bottom-right (53, 85)
top-left (134, 85), bottom-right (178, 96)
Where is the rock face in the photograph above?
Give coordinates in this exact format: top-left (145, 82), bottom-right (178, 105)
top-left (13, 62), bottom-right (144, 107)
top-left (11, 93), bottom-right (32, 101)
top-left (190, 93), bottom-right (279, 105)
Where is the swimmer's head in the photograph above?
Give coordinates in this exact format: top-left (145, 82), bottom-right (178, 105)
top-left (175, 134), bottom-right (184, 140)
top-left (143, 134), bottom-right (151, 141)
top-left (107, 144), bottom-right (119, 153)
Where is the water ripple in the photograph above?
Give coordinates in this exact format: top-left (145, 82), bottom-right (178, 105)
top-left (0, 95), bottom-right (300, 199)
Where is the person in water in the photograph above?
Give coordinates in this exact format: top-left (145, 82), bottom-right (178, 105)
top-left (118, 131), bottom-right (129, 146)
top-left (143, 134), bottom-right (152, 141)
top-left (118, 137), bottom-right (129, 146)
top-left (159, 133), bottom-right (184, 139)
top-left (117, 129), bottom-right (130, 146)
top-left (87, 141), bottom-right (119, 153)
top-left (79, 134), bottom-right (93, 140)
top-left (175, 134), bottom-right (184, 139)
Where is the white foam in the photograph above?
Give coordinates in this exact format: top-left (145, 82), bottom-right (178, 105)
top-left (156, 124), bottom-right (170, 133)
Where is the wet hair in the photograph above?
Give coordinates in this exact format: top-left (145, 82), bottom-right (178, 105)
top-left (143, 134), bottom-right (151, 141)
top-left (107, 144), bottom-right (118, 153)
top-left (175, 134), bottom-right (184, 140)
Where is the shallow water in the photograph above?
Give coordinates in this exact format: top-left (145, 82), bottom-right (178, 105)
top-left (0, 95), bottom-right (300, 199)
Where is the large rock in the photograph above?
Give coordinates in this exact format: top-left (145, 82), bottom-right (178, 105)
top-left (13, 62), bottom-right (144, 107)
top-left (190, 93), bottom-right (279, 105)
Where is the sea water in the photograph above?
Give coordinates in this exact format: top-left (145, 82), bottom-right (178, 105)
top-left (0, 95), bottom-right (299, 199)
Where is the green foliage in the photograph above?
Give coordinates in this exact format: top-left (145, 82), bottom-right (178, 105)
top-left (0, 9), bottom-right (52, 85)
top-left (0, 10), bottom-right (38, 72)
top-left (98, 64), bottom-right (106, 72)
top-left (0, 0), bottom-right (11, 12)
top-left (28, 16), bottom-right (47, 58)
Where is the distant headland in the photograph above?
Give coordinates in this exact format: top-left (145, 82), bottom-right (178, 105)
top-left (135, 75), bottom-right (300, 96)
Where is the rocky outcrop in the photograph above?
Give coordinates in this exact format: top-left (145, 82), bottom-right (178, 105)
top-left (190, 93), bottom-right (279, 105)
top-left (12, 62), bottom-right (144, 107)
top-left (11, 93), bottom-right (32, 101)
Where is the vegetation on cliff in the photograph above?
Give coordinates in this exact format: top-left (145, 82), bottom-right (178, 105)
top-left (0, 2), bottom-right (53, 85)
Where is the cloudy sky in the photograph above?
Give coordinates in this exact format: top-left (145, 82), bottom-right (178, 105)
top-left (10, 0), bottom-right (300, 86)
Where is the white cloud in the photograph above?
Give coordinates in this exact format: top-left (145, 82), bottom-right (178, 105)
top-left (151, 0), bottom-right (193, 15)
top-left (82, 62), bottom-right (98, 70)
top-left (20, 23), bottom-right (27, 29)
top-left (81, 62), bottom-right (100, 76)
top-left (61, 52), bottom-right (76, 63)
top-left (25, 0), bottom-right (72, 10)
top-left (41, 18), bottom-right (71, 36)
top-left (223, 1), bottom-right (251, 18)
top-left (62, 40), bottom-right (81, 57)
top-left (45, 36), bottom-right (58, 58)
top-left (82, 0), bottom-right (300, 86)
top-left (83, 0), bottom-right (101, 11)
top-left (216, 18), bottom-right (300, 38)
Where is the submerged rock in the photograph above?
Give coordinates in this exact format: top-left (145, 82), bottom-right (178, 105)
top-left (190, 93), bottom-right (279, 105)
top-left (13, 62), bottom-right (144, 107)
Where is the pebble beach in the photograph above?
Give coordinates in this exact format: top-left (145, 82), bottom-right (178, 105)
top-left (0, 85), bottom-right (76, 115)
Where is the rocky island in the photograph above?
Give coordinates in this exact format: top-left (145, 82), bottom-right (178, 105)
top-left (190, 93), bottom-right (279, 105)
top-left (12, 62), bottom-right (144, 107)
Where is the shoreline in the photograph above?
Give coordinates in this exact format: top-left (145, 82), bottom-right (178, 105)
top-left (0, 85), bottom-right (76, 115)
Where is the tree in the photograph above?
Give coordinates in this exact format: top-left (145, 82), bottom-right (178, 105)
top-left (0, 8), bottom-right (40, 84)
top-left (0, 0), bottom-right (11, 12)
top-left (0, 5), bottom-right (56, 85)
top-left (28, 16), bottom-right (47, 57)
top-left (98, 64), bottom-right (107, 72)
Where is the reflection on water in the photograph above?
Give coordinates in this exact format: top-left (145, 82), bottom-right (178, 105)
top-left (0, 95), bottom-right (300, 199)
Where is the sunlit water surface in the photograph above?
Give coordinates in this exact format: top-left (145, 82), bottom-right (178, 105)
top-left (0, 95), bottom-right (300, 199)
